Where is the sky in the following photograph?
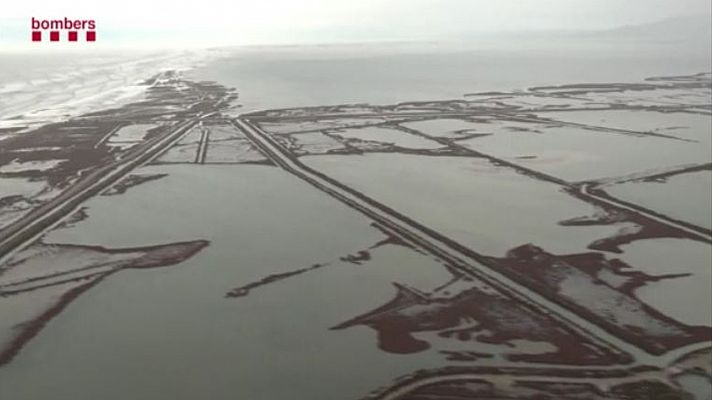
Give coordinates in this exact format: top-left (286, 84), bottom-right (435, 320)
top-left (1, 0), bottom-right (710, 47)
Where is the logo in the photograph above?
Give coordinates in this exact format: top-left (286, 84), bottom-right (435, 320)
top-left (31, 17), bottom-right (96, 42)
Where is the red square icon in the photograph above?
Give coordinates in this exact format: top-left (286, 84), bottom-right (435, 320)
top-left (68, 31), bottom-right (78, 42)
top-left (86, 31), bottom-right (96, 41)
top-left (32, 31), bottom-right (42, 42)
top-left (50, 31), bottom-right (59, 41)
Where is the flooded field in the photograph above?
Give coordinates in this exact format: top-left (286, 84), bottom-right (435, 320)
top-left (0, 164), bottom-right (452, 399)
top-left (0, 46), bottom-right (711, 399)
top-left (304, 153), bottom-right (622, 255)
top-left (606, 170), bottom-right (712, 230)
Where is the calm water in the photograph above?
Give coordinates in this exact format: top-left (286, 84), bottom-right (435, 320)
top-left (188, 41), bottom-right (711, 112)
top-left (304, 153), bottom-right (623, 256)
top-left (0, 164), bottom-right (449, 400)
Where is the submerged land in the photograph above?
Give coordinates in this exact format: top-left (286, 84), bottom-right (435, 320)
top-left (0, 64), bottom-right (710, 399)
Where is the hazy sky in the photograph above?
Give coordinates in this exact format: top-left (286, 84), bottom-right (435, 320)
top-left (2, 0), bottom-right (710, 46)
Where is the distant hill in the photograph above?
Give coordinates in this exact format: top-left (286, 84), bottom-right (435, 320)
top-left (451, 14), bottom-right (711, 49)
top-left (597, 14), bottom-right (711, 42)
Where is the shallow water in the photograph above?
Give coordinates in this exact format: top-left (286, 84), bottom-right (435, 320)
top-left (0, 164), bottom-right (453, 400)
top-left (303, 153), bottom-right (623, 256)
top-left (607, 170), bottom-right (712, 230)
top-left (618, 238), bottom-right (712, 326)
top-left (332, 126), bottom-right (443, 149)
top-left (1, 42), bottom-right (711, 399)
top-left (458, 113), bottom-right (711, 182)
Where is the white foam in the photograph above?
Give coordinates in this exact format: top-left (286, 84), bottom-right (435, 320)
top-left (0, 49), bottom-right (226, 133)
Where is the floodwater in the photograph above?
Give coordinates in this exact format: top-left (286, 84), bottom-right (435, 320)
top-left (303, 153), bottom-right (623, 256)
top-left (331, 126), bottom-right (443, 150)
top-left (0, 164), bottom-right (451, 400)
top-left (618, 238), bottom-right (712, 326)
top-left (607, 170), bottom-right (712, 230)
top-left (457, 113), bottom-right (711, 182)
top-left (1, 41), bottom-right (711, 399)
